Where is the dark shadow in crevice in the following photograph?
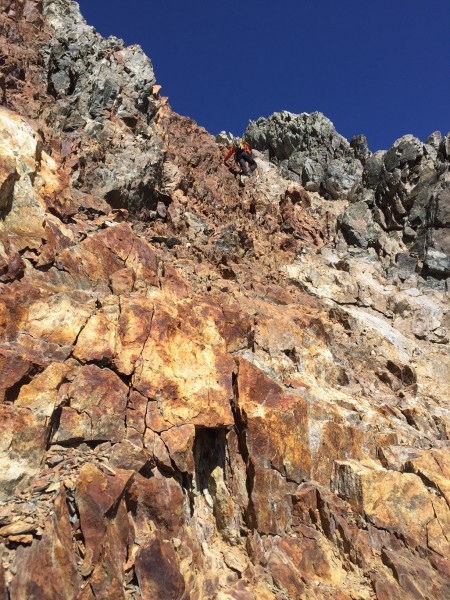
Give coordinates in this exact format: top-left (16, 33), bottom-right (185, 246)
top-left (138, 461), bottom-right (155, 479)
top-left (193, 427), bottom-right (227, 494)
top-left (4, 365), bottom-right (45, 404)
top-left (0, 170), bottom-right (19, 220)
top-left (231, 370), bottom-right (257, 530)
top-left (46, 405), bottom-right (62, 450)
top-left (34, 262), bottom-right (55, 273)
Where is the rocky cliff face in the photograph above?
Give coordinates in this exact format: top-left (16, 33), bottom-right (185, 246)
top-left (1, 2), bottom-right (449, 600)
top-left (1, 0), bottom-right (164, 213)
top-left (245, 111), bottom-right (365, 198)
top-left (246, 112), bottom-right (450, 285)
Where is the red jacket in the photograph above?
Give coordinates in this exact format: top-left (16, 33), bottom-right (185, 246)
top-left (224, 141), bottom-right (252, 162)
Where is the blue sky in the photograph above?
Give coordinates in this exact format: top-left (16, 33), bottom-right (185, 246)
top-left (77, 0), bottom-right (449, 151)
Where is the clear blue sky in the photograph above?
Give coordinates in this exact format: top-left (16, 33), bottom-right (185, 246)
top-left (77, 0), bottom-right (449, 151)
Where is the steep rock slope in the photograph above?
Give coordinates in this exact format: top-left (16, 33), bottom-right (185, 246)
top-left (1, 0), bottom-right (163, 211)
top-left (246, 112), bottom-right (450, 284)
top-left (0, 2), bottom-right (449, 600)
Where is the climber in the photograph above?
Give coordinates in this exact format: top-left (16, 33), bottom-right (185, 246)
top-left (224, 137), bottom-right (257, 178)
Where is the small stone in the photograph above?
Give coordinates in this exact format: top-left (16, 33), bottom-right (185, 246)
top-left (93, 442), bottom-right (112, 455)
top-left (46, 455), bottom-right (64, 467)
top-left (203, 489), bottom-right (214, 508)
top-left (0, 521), bottom-right (36, 537)
top-left (63, 479), bottom-right (75, 490)
top-left (223, 551), bottom-right (247, 574)
top-left (8, 534), bottom-right (33, 545)
top-left (28, 483), bottom-right (49, 494)
top-left (0, 508), bottom-right (11, 526)
top-left (98, 463), bottom-right (116, 476)
top-left (45, 482), bottom-right (61, 493)
top-left (404, 287), bottom-right (421, 297)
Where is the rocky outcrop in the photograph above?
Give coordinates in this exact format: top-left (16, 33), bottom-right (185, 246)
top-left (245, 111), bottom-right (364, 198)
top-left (343, 132), bottom-right (450, 283)
top-left (1, 0), bottom-right (164, 213)
top-left (244, 110), bottom-right (450, 286)
top-left (1, 2), bottom-right (449, 599)
top-left (42, 0), bottom-right (165, 212)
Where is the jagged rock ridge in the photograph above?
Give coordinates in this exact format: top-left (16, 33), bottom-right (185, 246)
top-left (0, 1), bottom-right (449, 599)
top-left (245, 111), bottom-right (365, 198)
top-left (245, 111), bottom-right (450, 285)
top-left (1, 0), bottom-right (164, 213)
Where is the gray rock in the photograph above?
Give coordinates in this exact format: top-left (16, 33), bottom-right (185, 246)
top-left (245, 111), bottom-right (363, 199)
top-left (356, 129), bottom-right (450, 285)
top-left (214, 225), bottom-right (241, 254)
top-left (433, 174), bottom-right (450, 227)
top-left (403, 225), bottom-right (417, 242)
top-left (384, 135), bottom-right (423, 171)
top-left (407, 169), bottom-right (439, 228)
top-left (438, 133), bottom-right (450, 160)
top-left (215, 131), bottom-right (234, 145)
top-left (362, 152), bottom-right (385, 189)
top-left (339, 201), bottom-right (383, 249)
top-left (423, 142), bottom-right (439, 164)
top-left (287, 152), bottom-right (324, 187)
top-left (243, 107), bottom-right (449, 287)
top-left (41, 0), bottom-right (164, 213)
top-left (350, 134), bottom-right (370, 164)
top-left (395, 253), bottom-right (418, 281)
top-left (325, 159), bottom-right (360, 198)
top-left (425, 131), bottom-right (442, 149)
top-left (424, 249), bottom-right (450, 277)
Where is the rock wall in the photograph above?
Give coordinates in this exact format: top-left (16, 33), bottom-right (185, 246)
top-left (345, 132), bottom-right (450, 283)
top-left (245, 111), bottom-right (365, 199)
top-left (245, 111), bottom-right (450, 287)
top-left (1, 0), bottom-right (164, 212)
top-left (1, 2), bottom-right (450, 599)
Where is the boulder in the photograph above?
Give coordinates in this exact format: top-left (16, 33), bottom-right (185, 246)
top-left (339, 201), bottom-right (383, 248)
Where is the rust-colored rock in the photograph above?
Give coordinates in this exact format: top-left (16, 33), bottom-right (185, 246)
top-left (0, 404), bottom-right (47, 500)
top-left (332, 459), bottom-right (448, 551)
top-left (127, 471), bottom-right (185, 536)
top-left (160, 424), bottom-right (196, 473)
top-left (135, 531), bottom-right (185, 600)
top-left (236, 357), bottom-right (311, 533)
top-left (9, 491), bottom-right (82, 600)
top-left (73, 303), bottom-right (119, 364)
top-left (134, 302), bottom-right (235, 428)
top-left (0, 559), bottom-right (6, 600)
top-left (52, 365), bottom-right (128, 444)
top-left (74, 463), bottom-right (133, 582)
top-left (1, 2), bottom-right (449, 598)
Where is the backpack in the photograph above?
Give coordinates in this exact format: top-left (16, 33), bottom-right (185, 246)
top-left (234, 139), bottom-right (248, 155)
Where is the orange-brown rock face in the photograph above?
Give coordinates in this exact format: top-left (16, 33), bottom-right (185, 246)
top-left (1, 2), bottom-right (450, 599)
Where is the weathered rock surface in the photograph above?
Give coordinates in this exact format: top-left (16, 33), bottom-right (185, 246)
top-left (1, 0), bottom-right (164, 213)
top-left (0, 2), bottom-right (449, 599)
top-left (244, 110), bottom-right (450, 288)
top-left (245, 111), bottom-right (363, 199)
top-left (343, 133), bottom-right (450, 284)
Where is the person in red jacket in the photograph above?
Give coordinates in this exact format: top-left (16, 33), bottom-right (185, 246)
top-left (224, 138), bottom-right (258, 177)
